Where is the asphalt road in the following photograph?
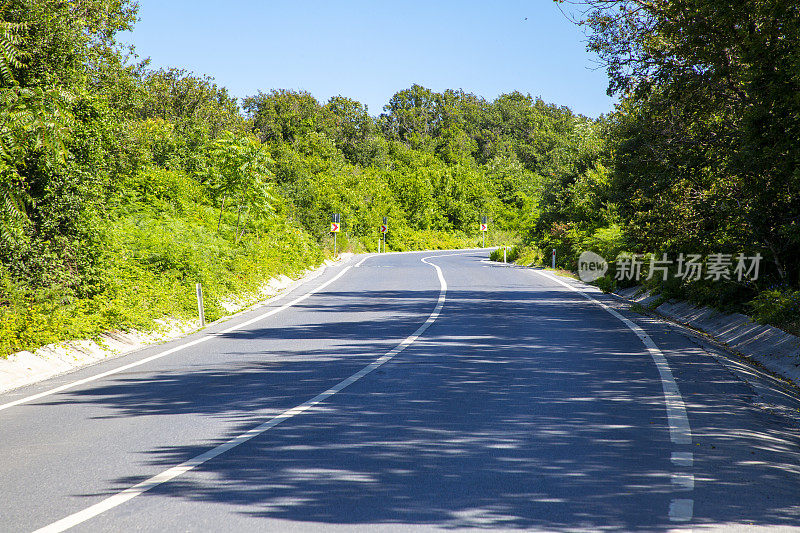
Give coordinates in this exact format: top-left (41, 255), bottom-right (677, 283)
top-left (2, 249), bottom-right (800, 532)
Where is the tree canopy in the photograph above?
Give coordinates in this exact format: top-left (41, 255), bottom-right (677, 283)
top-left (1, 0), bottom-right (797, 354)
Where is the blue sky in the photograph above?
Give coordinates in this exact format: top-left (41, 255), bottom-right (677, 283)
top-left (118, 0), bottom-right (616, 118)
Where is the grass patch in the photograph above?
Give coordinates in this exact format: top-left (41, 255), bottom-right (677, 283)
top-left (546, 267), bottom-right (579, 280)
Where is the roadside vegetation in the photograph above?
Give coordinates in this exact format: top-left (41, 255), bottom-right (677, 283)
top-left (1, 0), bottom-right (797, 356)
top-left (508, 1), bottom-right (800, 336)
top-left (0, 1), bottom-right (591, 356)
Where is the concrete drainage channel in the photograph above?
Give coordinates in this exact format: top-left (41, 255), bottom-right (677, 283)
top-left (614, 285), bottom-right (800, 389)
top-left (0, 254), bottom-right (352, 395)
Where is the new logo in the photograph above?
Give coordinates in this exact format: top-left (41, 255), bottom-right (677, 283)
top-left (578, 251), bottom-right (608, 282)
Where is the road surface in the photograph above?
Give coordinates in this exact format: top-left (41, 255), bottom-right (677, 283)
top-left (2, 249), bottom-right (800, 532)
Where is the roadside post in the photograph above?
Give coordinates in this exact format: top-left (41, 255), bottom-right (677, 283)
top-left (480, 215), bottom-right (488, 247)
top-left (552, 248), bottom-right (556, 269)
top-left (195, 283), bottom-right (205, 327)
top-left (380, 216), bottom-right (388, 253)
top-left (503, 246), bottom-right (507, 263)
top-left (331, 213), bottom-right (341, 258)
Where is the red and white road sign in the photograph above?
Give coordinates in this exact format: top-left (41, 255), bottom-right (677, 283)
top-left (480, 223), bottom-right (488, 232)
top-left (330, 222), bottom-right (340, 233)
top-left (380, 224), bottom-right (388, 233)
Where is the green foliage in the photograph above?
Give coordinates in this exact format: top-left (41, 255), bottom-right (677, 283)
top-left (512, 245), bottom-right (545, 267)
top-left (516, 0), bottom-right (800, 333)
top-left (593, 275), bottom-right (617, 294)
top-left (243, 89), bottom-right (323, 144)
top-left (489, 246), bottom-right (519, 263)
top-left (562, 0), bottom-right (800, 284)
top-left (137, 68), bottom-right (245, 138)
top-left (134, 68), bottom-right (247, 173)
top-left (123, 166), bottom-right (200, 212)
top-left (0, 1), bottom-right (616, 357)
top-left (321, 95), bottom-right (385, 166)
top-left (749, 289), bottom-right (800, 334)
top-left (0, 4), bottom-right (24, 87)
top-left (579, 224), bottom-right (627, 266)
top-left (205, 131), bottom-right (276, 239)
top-left (0, 208), bottom-right (323, 356)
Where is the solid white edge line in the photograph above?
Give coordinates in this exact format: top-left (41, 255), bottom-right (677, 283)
top-left (354, 254), bottom-right (372, 268)
top-left (0, 265), bottom-right (353, 413)
top-left (530, 270), bottom-right (692, 446)
top-left (32, 252), bottom-right (455, 533)
top-left (531, 269), bottom-right (694, 524)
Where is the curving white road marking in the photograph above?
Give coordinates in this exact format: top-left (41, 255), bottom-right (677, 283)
top-left (32, 252), bottom-right (455, 533)
top-left (531, 270), bottom-right (692, 444)
top-left (530, 269), bottom-right (694, 523)
top-left (353, 254), bottom-right (373, 268)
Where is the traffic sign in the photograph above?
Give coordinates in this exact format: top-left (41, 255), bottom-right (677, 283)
top-left (380, 224), bottom-right (388, 233)
top-left (330, 222), bottom-right (340, 233)
top-left (480, 223), bottom-right (488, 232)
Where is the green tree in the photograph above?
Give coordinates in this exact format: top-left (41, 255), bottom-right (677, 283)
top-left (206, 132), bottom-right (275, 241)
top-left (562, 0), bottom-right (800, 283)
top-left (321, 95), bottom-right (382, 166)
top-left (243, 89), bottom-right (322, 144)
top-left (380, 84), bottom-right (438, 149)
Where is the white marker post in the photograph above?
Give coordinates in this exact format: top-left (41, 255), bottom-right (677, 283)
top-left (503, 246), bottom-right (507, 263)
top-left (380, 217), bottom-right (388, 253)
top-left (381, 217), bottom-right (388, 253)
top-left (331, 213), bottom-right (340, 258)
top-left (195, 283), bottom-right (205, 327)
top-left (552, 248), bottom-right (556, 269)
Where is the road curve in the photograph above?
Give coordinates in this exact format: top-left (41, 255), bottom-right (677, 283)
top-left (1, 249), bottom-right (800, 532)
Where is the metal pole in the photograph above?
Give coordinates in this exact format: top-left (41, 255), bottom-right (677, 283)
top-left (482, 231), bottom-right (485, 248)
top-left (334, 233), bottom-right (337, 258)
top-left (195, 283), bottom-right (205, 327)
top-left (383, 232), bottom-right (386, 253)
top-left (552, 248), bottom-right (556, 269)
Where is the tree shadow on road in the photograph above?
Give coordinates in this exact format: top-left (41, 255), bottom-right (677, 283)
top-left (52, 286), bottom-right (800, 531)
